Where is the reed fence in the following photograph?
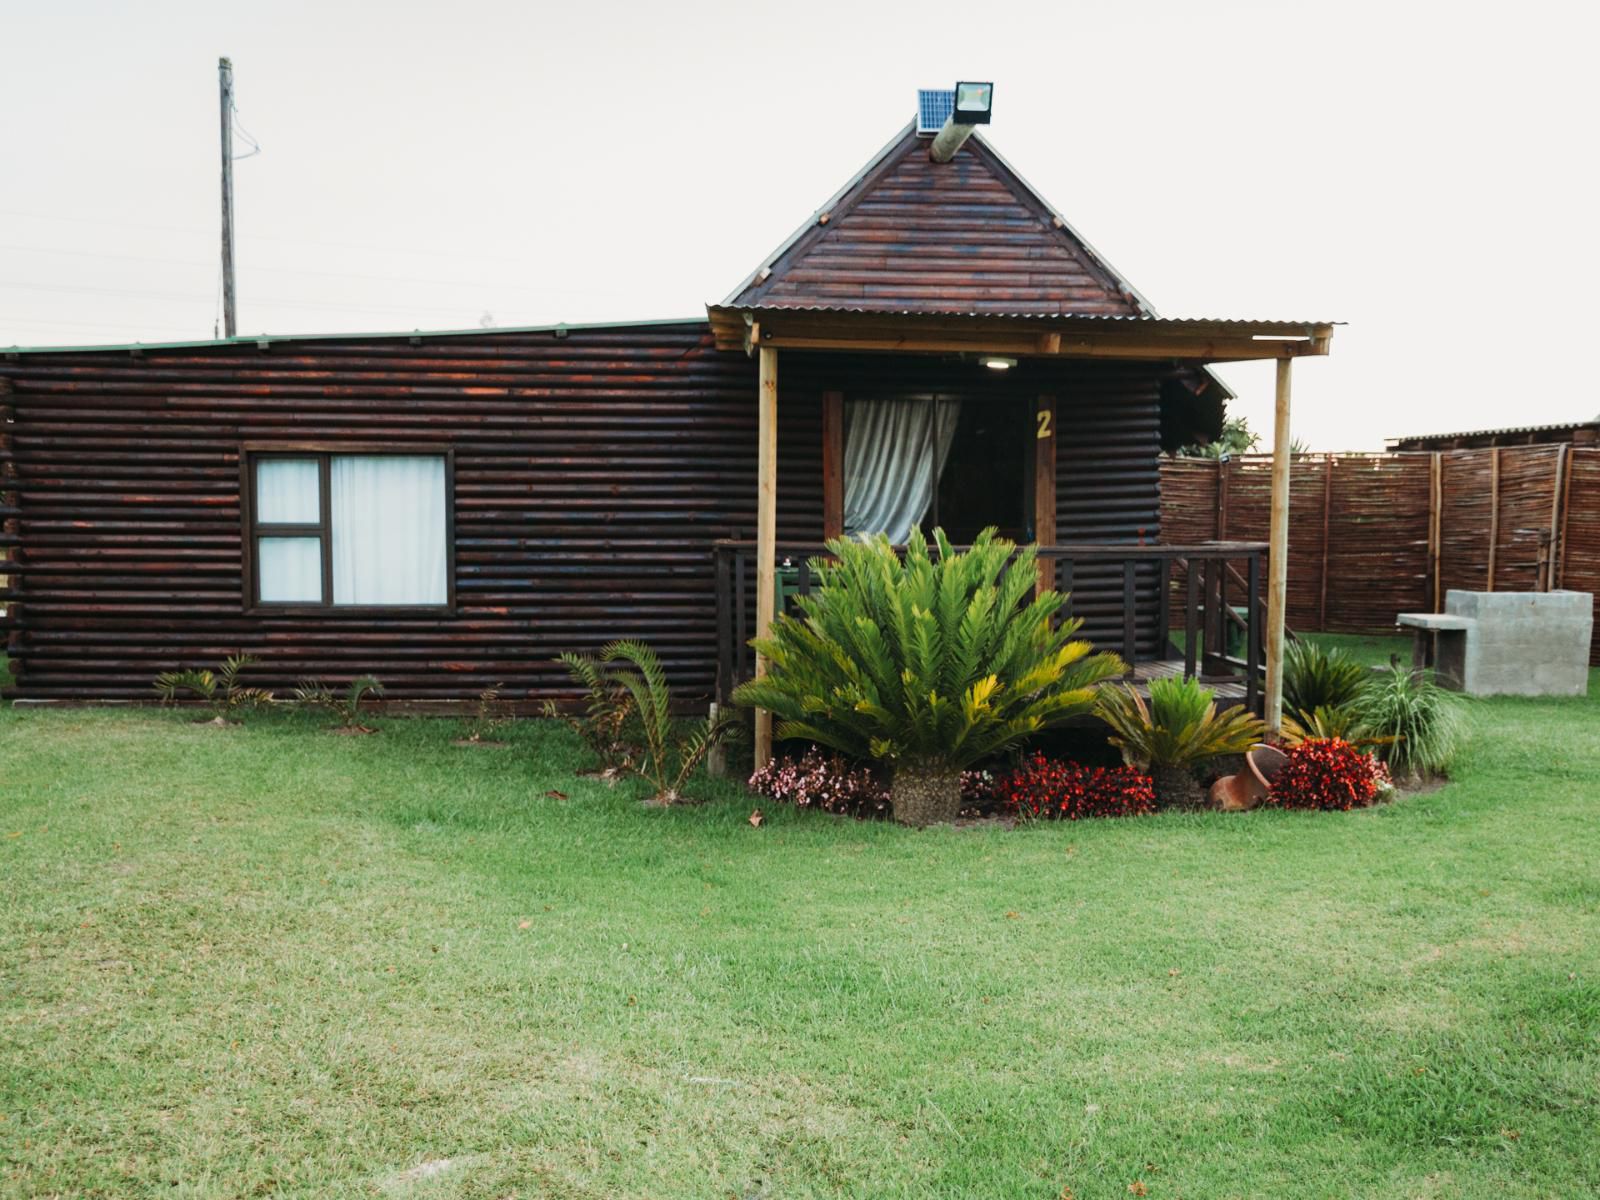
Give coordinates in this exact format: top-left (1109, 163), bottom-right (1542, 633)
top-left (1161, 446), bottom-right (1600, 663)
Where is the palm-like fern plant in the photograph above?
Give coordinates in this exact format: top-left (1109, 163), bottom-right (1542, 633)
top-left (293, 675), bottom-right (385, 731)
top-left (1095, 675), bottom-right (1266, 806)
top-left (573, 640), bottom-right (739, 804)
top-left (153, 653), bottom-right (274, 723)
top-left (732, 528), bottom-right (1124, 826)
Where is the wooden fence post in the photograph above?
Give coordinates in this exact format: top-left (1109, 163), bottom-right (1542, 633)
top-left (1319, 456), bottom-right (1333, 630)
top-left (1429, 452), bottom-right (1443, 611)
top-left (1547, 443), bottom-right (1568, 591)
top-left (1486, 447), bottom-right (1501, 592)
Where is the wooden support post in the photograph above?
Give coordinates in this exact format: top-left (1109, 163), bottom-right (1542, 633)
top-left (1429, 452), bottom-right (1443, 611)
top-left (821, 390), bottom-right (844, 540)
top-left (753, 346), bottom-right (778, 770)
top-left (1034, 395), bottom-right (1057, 597)
top-left (1265, 358), bottom-right (1292, 733)
top-left (1318, 456), bottom-right (1333, 630)
top-left (1548, 443), bottom-right (1567, 591)
top-left (1559, 443), bottom-right (1575, 588)
top-left (1486, 447), bottom-right (1500, 591)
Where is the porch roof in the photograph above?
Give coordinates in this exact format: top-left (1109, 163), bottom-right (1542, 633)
top-left (706, 305), bottom-right (1337, 362)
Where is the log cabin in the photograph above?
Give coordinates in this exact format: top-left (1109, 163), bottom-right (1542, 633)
top-left (0, 89), bottom-right (1333, 743)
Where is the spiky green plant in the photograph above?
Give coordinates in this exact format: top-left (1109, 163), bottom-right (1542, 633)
top-left (561, 640), bottom-right (739, 804)
top-left (293, 675), bottom-right (385, 730)
top-left (1351, 664), bottom-right (1464, 777)
top-left (1282, 639), bottom-right (1370, 726)
top-left (732, 528), bottom-right (1124, 772)
top-left (153, 653), bottom-right (274, 722)
top-left (1280, 703), bottom-right (1395, 750)
top-left (1095, 675), bottom-right (1267, 771)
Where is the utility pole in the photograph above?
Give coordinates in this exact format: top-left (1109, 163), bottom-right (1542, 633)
top-left (218, 56), bottom-right (237, 338)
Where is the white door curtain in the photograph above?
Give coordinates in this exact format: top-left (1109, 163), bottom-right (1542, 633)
top-left (843, 396), bottom-right (960, 544)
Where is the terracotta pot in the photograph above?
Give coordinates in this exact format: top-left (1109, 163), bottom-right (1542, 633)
top-left (890, 765), bottom-right (963, 828)
top-left (1208, 743), bottom-right (1288, 812)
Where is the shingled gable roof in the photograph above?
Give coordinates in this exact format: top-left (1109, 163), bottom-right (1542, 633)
top-left (722, 121), bottom-right (1148, 317)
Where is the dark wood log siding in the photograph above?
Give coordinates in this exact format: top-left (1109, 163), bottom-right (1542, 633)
top-left (778, 355), bottom-right (1165, 657)
top-left (0, 326), bottom-right (1171, 703)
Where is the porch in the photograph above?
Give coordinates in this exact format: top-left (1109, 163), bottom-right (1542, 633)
top-left (713, 539), bottom-right (1269, 715)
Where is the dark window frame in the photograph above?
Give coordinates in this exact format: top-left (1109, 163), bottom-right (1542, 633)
top-left (240, 443), bottom-right (456, 614)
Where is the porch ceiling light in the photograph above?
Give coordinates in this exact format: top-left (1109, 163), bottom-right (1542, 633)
top-left (980, 355), bottom-right (1017, 371)
top-left (954, 81), bottom-right (994, 123)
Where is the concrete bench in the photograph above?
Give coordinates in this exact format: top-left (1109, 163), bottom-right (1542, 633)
top-left (1395, 590), bottom-right (1592, 697)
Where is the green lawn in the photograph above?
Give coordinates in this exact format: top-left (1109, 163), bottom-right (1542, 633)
top-left (3, 662), bottom-right (1597, 1198)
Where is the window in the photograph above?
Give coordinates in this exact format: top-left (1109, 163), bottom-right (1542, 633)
top-left (248, 452), bottom-right (450, 607)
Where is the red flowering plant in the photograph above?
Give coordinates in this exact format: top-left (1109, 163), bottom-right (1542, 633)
top-left (995, 753), bottom-right (1157, 821)
top-left (1267, 737), bottom-right (1391, 811)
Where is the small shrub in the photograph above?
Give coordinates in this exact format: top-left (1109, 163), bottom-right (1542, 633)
top-left (293, 675), bottom-right (384, 731)
top-left (749, 752), bottom-right (1004, 821)
top-left (1268, 738), bottom-right (1389, 811)
top-left (996, 753), bottom-right (1156, 821)
top-left (461, 683), bottom-right (513, 744)
top-left (1352, 665), bottom-right (1464, 778)
top-left (1094, 675), bottom-right (1265, 806)
top-left (749, 749), bottom-right (891, 820)
top-left (1283, 640), bottom-right (1370, 726)
top-left (153, 653), bottom-right (274, 723)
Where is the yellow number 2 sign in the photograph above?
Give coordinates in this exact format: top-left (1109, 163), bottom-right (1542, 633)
top-left (1036, 408), bottom-right (1053, 440)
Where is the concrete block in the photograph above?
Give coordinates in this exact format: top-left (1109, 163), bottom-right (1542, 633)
top-left (1438, 590), bottom-right (1592, 697)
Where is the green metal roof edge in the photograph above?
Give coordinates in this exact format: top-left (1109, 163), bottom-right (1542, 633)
top-left (0, 315), bottom-right (710, 357)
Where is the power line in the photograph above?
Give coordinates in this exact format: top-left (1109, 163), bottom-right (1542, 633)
top-left (0, 242), bottom-right (619, 298)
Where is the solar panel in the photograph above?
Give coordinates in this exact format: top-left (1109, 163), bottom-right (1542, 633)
top-left (916, 89), bottom-right (954, 135)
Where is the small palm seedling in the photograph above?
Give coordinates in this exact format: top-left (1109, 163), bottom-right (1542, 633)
top-left (592, 639), bottom-right (740, 805)
top-left (1095, 674), bottom-right (1266, 807)
top-left (1282, 639), bottom-right (1370, 727)
top-left (546, 651), bottom-right (637, 780)
top-left (293, 675), bottom-right (385, 733)
top-left (459, 683), bottom-right (513, 746)
top-left (1351, 664), bottom-right (1464, 782)
top-left (153, 653), bottom-right (274, 724)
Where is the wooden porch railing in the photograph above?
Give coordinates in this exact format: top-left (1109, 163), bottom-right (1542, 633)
top-left (712, 540), bottom-right (1269, 714)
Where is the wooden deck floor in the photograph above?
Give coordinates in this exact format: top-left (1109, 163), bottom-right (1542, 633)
top-left (1130, 658), bottom-right (1249, 702)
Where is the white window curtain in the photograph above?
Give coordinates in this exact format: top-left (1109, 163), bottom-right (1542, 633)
top-left (255, 458), bottom-right (320, 524)
top-left (844, 397), bottom-right (961, 544)
top-left (257, 537), bottom-right (323, 603)
top-left (330, 456), bottom-right (447, 605)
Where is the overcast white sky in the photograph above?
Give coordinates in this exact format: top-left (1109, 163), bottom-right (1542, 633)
top-left (3, 0), bottom-right (1597, 449)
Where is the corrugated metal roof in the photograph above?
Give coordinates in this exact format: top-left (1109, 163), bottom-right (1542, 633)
top-left (729, 305), bottom-right (1339, 330)
top-left (1387, 419), bottom-right (1599, 445)
top-left (0, 316), bottom-right (708, 357)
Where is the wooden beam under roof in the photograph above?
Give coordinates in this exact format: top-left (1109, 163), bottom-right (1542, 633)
top-left (707, 306), bottom-right (1335, 364)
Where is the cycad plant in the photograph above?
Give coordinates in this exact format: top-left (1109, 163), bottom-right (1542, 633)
top-left (545, 651), bottom-right (636, 778)
top-left (558, 640), bottom-right (740, 804)
top-left (153, 653), bottom-right (274, 724)
top-left (1095, 674), bottom-right (1266, 807)
top-left (732, 528), bottom-right (1124, 827)
top-left (293, 675), bottom-right (385, 732)
top-left (1282, 639), bottom-right (1370, 727)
